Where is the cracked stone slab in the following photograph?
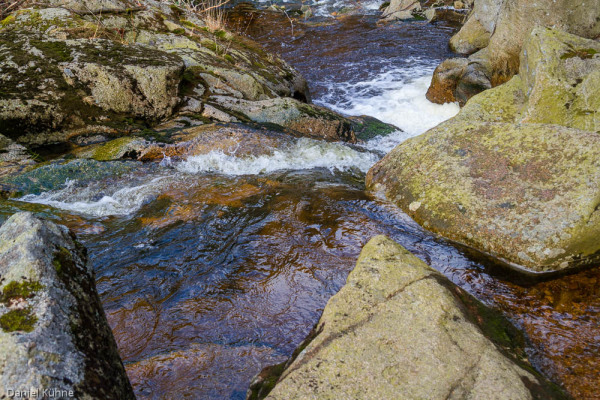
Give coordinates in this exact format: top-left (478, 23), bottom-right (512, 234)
top-left (252, 236), bottom-right (565, 400)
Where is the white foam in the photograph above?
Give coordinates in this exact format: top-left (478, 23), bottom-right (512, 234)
top-left (317, 65), bottom-right (460, 152)
top-left (20, 177), bottom-right (167, 217)
top-left (176, 138), bottom-right (378, 175)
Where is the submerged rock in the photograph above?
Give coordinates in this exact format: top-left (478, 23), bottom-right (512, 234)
top-left (1, 159), bottom-right (138, 197)
top-left (249, 236), bottom-right (565, 399)
top-left (428, 0), bottom-right (600, 104)
top-left (0, 212), bottom-right (134, 399)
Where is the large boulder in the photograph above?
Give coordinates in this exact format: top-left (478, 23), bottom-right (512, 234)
top-left (371, 27), bottom-right (600, 273)
top-left (0, 212), bottom-right (135, 399)
top-left (0, 29), bottom-right (185, 146)
top-left (367, 121), bottom-right (600, 273)
top-left (448, 0), bottom-right (505, 55)
top-left (428, 0), bottom-right (600, 105)
top-left (519, 28), bottom-right (600, 132)
top-left (249, 236), bottom-right (564, 399)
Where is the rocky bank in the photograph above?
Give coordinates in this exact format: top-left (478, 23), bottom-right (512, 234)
top-left (368, 27), bottom-right (600, 273)
top-left (427, 0), bottom-right (600, 105)
top-left (0, 212), bottom-right (134, 399)
top-left (0, 0), bottom-right (395, 177)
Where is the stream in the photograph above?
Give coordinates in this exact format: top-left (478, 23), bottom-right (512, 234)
top-left (0, 5), bottom-right (598, 400)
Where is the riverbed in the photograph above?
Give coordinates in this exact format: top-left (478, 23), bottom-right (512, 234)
top-left (0, 5), bottom-right (598, 399)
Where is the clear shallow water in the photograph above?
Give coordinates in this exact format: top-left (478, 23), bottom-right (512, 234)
top-left (1, 11), bottom-right (598, 400)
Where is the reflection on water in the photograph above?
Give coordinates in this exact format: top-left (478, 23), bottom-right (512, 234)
top-left (0, 10), bottom-right (597, 400)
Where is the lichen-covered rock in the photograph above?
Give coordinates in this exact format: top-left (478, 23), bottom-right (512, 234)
top-left (367, 121), bottom-right (600, 273)
top-left (249, 236), bottom-right (564, 399)
top-left (453, 27), bottom-right (600, 130)
top-left (45, 0), bottom-right (137, 13)
top-left (0, 212), bottom-right (134, 399)
top-left (429, 0), bottom-right (600, 104)
top-left (519, 27), bottom-right (600, 132)
top-left (449, 0), bottom-right (504, 55)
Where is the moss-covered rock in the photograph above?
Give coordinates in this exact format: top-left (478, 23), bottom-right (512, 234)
top-left (254, 236), bottom-right (565, 399)
top-left (367, 121), bottom-right (600, 273)
top-left (0, 29), bottom-right (184, 146)
top-left (0, 212), bottom-right (135, 398)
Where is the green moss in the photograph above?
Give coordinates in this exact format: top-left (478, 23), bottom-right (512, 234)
top-left (180, 19), bottom-right (203, 30)
top-left (560, 48), bottom-right (598, 60)
top-left (172, 28), bottom-right (185, 35)
top-left (224, 54), bottom-right (234, 63)
top-left (169, 4), bottom-right (184, 17)
top-left (30, 39), bottom-right (73, 62)
top-left (352, 116), bottom-right (397, 141)
top-left (0, 307), bottom-right (37, 332)
top-left (0, 280), bottom-right (43, 304)
top-left (53, 246), bottom-right (73, 278)
top-left (246, 362), bottom-right (286, 400)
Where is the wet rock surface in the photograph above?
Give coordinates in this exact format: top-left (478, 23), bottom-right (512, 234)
top-left (0, 212), bottom-right (134, 399)
top-left (251, 236), bottom-right (565, 399)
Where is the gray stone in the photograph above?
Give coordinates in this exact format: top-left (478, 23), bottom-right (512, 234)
top-left (0, 212), bottom-right (135, 399)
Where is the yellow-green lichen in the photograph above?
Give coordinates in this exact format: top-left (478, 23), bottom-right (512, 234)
top-left (0, 15), bottom-right (15, 29)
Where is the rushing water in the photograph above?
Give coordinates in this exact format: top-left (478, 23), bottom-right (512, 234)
top-left (0, 7), bottom-right (598, 400)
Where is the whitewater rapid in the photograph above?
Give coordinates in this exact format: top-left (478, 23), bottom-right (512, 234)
top-left (19, 65), bottom-right (458, 217)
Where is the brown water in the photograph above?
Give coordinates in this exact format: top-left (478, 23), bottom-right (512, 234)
top-left (0, 9), bottom-right (598, 400)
